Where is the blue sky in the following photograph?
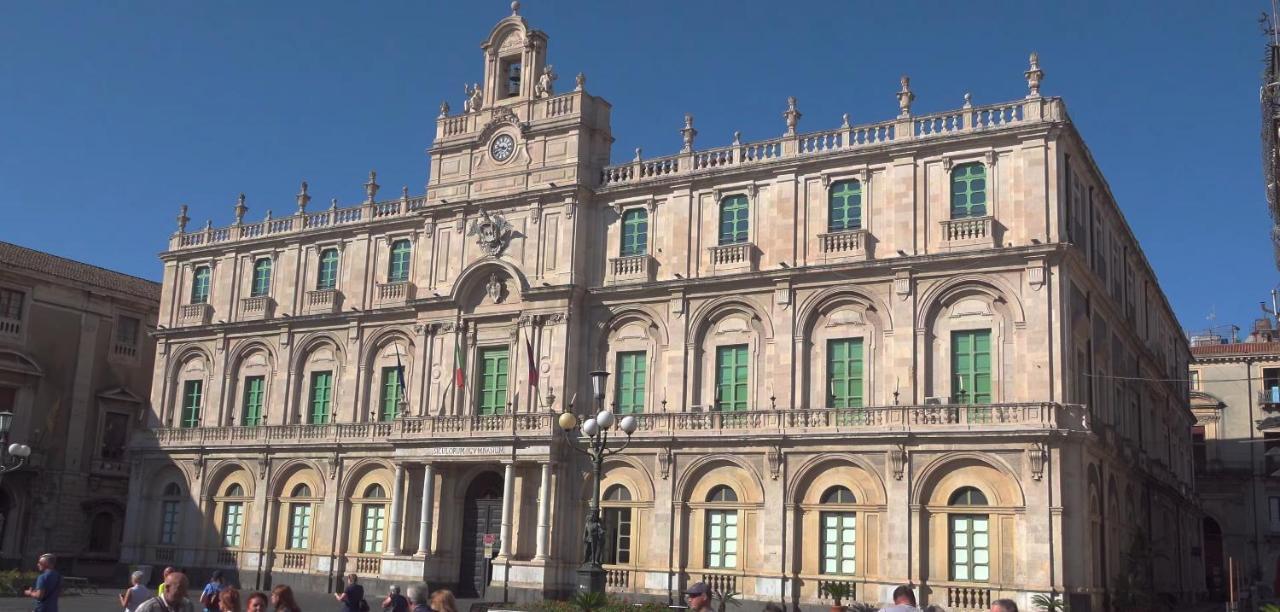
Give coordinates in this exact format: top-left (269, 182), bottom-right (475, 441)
top-left (0, 1), bottom-right (1273, 336)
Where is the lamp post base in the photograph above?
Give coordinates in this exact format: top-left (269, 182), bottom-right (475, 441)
top-left (577, 563), bottom-right (605, 594)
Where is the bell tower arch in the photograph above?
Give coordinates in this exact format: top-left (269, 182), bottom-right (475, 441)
top-left (480, 1), bottom-right (549, 107)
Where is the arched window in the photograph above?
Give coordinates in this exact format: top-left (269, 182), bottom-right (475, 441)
top-left (250, 258), bottom-right (272, 297)
top-left (950, 162), bottom-right (987, 219)
top-left (219, 482), bottom-right (246, 548)
top-left (364, 484), bottom-right (387, 499)
top-left (317, 248), bottom-right (340, 290)
top-left (620, 209), bottom-right (649, 257)
top-left (225, 483), bottom-right (245, 497)
top-left (288, 483), bottom-right (314, 550)
top-left (291, 483), bottom-right (312, 498)
top-left (827, 180), bottom-right (862, 232)
top-left (819, 485), bottom-right (856, 575)
top-left (88, 512), bottom-right (115, 553)
top-left (602, 484), bottom-right (633, 565)
top-left (388, 239), bottom-right (412, 283)
top-left (359, 483), bottom-right (389, 553)
top-left (160, 482), bottom-right (182, 546)
top-left (948, 486), bottom-right (990, 583)
top-left (705, 484), bottom-right (739, 568)
top-left (163, 483), bottom-right (182, 497)
top-left (718, 195), bottom-right (749, 245)
top-left (191, 266), bottom-right (211, 304)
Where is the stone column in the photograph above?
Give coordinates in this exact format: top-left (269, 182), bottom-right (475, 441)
top-left (534, 461), bottom-right (552, 560)
top-left (499, 461), bottom-right (515, 558)
top-left (416, 463), bottom-right (436, 556)
top-left (388, 463), bottom-right (406, 556)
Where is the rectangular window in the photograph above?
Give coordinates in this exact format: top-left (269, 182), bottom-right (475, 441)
top-left (603, 507), bottom-right (632, 565)
top-left (718, 195), bottom-right (750, 245)
top-left (1191, 426), bottom-right (1206, 474)
top-left (388, 240), bottom-right (412, 283)
top-left (0, 288), bottom-right (23, 321)
top-left (242, 376), bottom-right (265, 426)
top-left (160, 501), bottom-right (179, 545)
top-left (1264, 368), bottom-right (1280, 404)
top-left (251, 258), bottom-right (272, 297)
top-left (360, 504), bottom-right (386, 553)
top-left (222, 502), bottom-right (244, 547)
top-left (289, 503), bottom-right (312, 550)
top-left (951, 330), bottom-right (992, 404)
top-left (317, 249), bottom-right (340, 291)
top-left (191, 266), bottom-right (211, 304)
top-left (820, 511), bottom-right (856, 575)
top-left (308, 371), bottom-right (333, 424)
top-left (615, 351), bottom-right (647, 414)
top-left (620, 209), bottom-right (649, 257)
top-left (1188, 370), bottom-right (1201, 393)
top-left (827, 338), bottom-right (864, 408)
top-left (950, 163), bottom-right (987, 219)
top-left (828, 180), bottom-right (862, 232)
top-left (950, 514), bottom-right (990, 582)
top-left (706, 509), bottom-right (739, 569)
top-left (379, 366), bottom-right (404, 421)
top-left (715, 344), bottom-right (749, 412)
top-left (115, 316), bottom-right (140, 346)
top-left (100, 412), bottom-right (129, 460)
top-left (181, 380), bottom-right (202, 428)
top-left (478, 347), bottom-right (509, 415)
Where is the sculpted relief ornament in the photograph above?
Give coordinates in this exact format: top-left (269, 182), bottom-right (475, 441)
top-left (468, 210), bottom-right (515, 256)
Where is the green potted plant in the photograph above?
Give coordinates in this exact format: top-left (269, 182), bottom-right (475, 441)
top-left (710, 588), bottom-right (741, 612)
top-left (820, 582), bottom-right (854, 612)
top-left (1031, 593), bottom-right (1069, 612)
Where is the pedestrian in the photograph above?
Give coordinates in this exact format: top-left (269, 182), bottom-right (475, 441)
top-left (684, 582), bottom-right (713, 612)
top-left (382, 585), bottom-right (408, 612)
top-left (121, 570), bottom-right (154, 612)
top-left (270, 585), bottom-right (302, 612)
top-left (23, 553), bottom-right (62, 612)
top-left (199, 571), bottom-right (226, 612)
top-left (882, 585), bottom-right (920, 612)
top-left (245, 593), bottom-right (269, 612)
top-left (989, 600), bottom-right (1017, 612)
top-left (406, 585), bottom-right (430, 612)
top-left (428, 590), bottom-right (456, 612)
top-left (156, 568), bottom-right (176, 599)
top-left (136, 571), bottom-right (196, 612)
top-left (219, 588), bottom-right (242, 612)
top-left (334, 574), bottom-right (365, 612)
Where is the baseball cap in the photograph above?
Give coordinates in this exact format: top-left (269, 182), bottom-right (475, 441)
top-left (685, 582), bottom-right (711, 596)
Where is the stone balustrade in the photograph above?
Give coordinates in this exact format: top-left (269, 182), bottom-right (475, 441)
top-left (350, 555), bottom-right (382, 576)
top-left (944, 584), bottom-right (994, 612)
top-left (178, 303), bottom-right (212, 326)
top-left (599, 97), bottom-right (1059, 189)
top-left (818, 229), bottom-right (869, 259)
top-left (375, 281), bottom-right (413, 306)
top-left (941, 215), bottom-right (995, 249)
top-left (434, 91), bottom-right (588, 142)
top-left (709, 242), bottom-right (758, 273)
top-left (279, 552), bottom-right (308, 570)
top-left (0, 316), bottom-right (21, 338)
top-left (305, 289), bottom-right (341, 314)
top-left (240, 295), bottom-right (273, 320)
top-left (609, 254), bottom-right (654, 283)
top-left (139, 403), bottom-right (1086, 450)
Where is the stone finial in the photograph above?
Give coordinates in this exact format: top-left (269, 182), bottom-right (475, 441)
top-left (732, 131), bottom-right (741, 146)
top-left (402, 185), bottom-right (410, 201)
top-left (511, 0), bottom-right (520, 15)
top-left (438, 100), bottom-right (450, 118)
top-left (1025, 51), bottom-right (1044, 98)
top-left (204, 219), bottom-right (213, 232)
top-left (575, 72), bottom-right (586, 92)
top-left (633, 147), bottom-right (642, 162)
top-left (680, 113), bottom-right (697, 153)
top-left (330, 197), bottom-right (339, 211)
top-left (963, 92), bottom-right (973, 109)
top-left (234, 193), bottom-right (248, 224)
top-left (897, 75), bottom-right (916, 118)
top-left (176, 205), bottom-right (190, 234)
top-left (296, 181), bottom-right (311, 214)
top-left (365, 170), bottom-right (380, 203)
top-left (783, 96), bottom-right (801, 136)
top-left (265, 209), bottom-right (273, 222)
top-left (841, 113), bottom-right (850, 129)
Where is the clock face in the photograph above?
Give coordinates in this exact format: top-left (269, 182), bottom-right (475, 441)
top-left (490, 134), bottom-right (515, 162)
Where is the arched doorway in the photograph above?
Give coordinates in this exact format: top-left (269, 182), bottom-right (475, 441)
top-left (1203, 517), bottom-right (1225, 601)
top-left (459, 471), bottom-right (504, 597)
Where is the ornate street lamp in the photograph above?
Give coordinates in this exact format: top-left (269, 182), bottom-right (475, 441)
top-left (0, 411), bottom-right (32, 477)
top-left (557, 370), bottom-right (638, 594)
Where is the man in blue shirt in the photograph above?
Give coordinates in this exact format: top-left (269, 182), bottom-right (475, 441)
top-left (198, 571), bottom-right (225, 612)
top-left (23, 553), bottom-right (61, 612)
top-left (334, 573), bottom-right (364, 612)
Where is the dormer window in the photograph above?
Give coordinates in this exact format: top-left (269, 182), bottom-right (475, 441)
top-left (502, 58), bottom-right (522, 97)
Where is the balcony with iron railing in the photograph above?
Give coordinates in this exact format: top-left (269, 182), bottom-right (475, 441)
top-left (138, 403), bottom-right (1087, 451)
top-left (1259, 386), bottom-right (1280, 409)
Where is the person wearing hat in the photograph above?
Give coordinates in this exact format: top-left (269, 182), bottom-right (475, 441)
top-left (684, 582), bottom-right (713, 612)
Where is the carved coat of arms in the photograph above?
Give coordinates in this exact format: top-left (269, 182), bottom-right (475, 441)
top-left (467, 210), bottom-right (514, 257)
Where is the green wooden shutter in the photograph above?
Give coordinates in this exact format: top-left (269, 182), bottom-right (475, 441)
top-left (706, 510), bottom-right (739, 568)
top-left (379, 366), bottom-right (402, 421)
top-left (950, 163), bottom-right (988, 219)
top-left (289, 503), bottom-right (312, 549)
top-left (615, 351), bottom-right (647, 414)
top-left (181, 380), bottom-right (202, 428)
top-left (241, 376), bottom-right (265, 426)
top-left (191, 267), bottom-right (211, 304)
top-left (827, 338), bottom-right (865, 408)
top-left (828, 180), bottom-right (862, 232)
top-left (389, 240), bottom-right (412, 282)
top-left (621, 209), bottom-right (649, 257)
top-left (718, 196), bottom-right (749, 245)
top-left (317, 248), bottom-right (339, 290)
top-left (251, 258), bottom-right (272, 297)
top-left (308, 371), bottom-right (333, 424)
top-left (222, 502), bottom-right (243, 547)
top-left (950, 514), bottom-right (990, 582)
top-left (715, 345), bottom-right (749, 411)
top-left (361, 504), bottom-right (386, 553)
top-left (820, 511), bottom-right (856, 575)
top-left (951, 330), bottom-right (992, 404)
top-left (478, 347), bottom-right (509, 415)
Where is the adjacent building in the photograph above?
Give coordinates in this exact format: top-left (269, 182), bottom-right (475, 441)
top-left (1189, 318), bottom-right (1280, 600)
top-left (122, 7), bottom-right (1201, 611)
top-left (0, 241), bottom-right (161, 579)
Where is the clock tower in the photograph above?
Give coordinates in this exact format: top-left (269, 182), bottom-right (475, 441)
top-left (426, 1), bottom-right (614, 204)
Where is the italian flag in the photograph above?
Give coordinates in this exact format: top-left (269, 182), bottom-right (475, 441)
top-left (454, 328), bottom-right (466, 389)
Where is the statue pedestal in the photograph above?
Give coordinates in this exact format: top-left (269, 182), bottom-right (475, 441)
top-left (576, 562), bottom-right (605, 594)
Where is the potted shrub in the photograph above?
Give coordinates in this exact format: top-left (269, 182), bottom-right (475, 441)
top-left (820, 582), bottom-right (854, 612)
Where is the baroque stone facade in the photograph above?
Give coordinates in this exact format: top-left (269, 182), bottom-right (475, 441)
top-left (123, 6), bottom-right (1201, 611)
top-left (0, 241), bottom-right (160, 579)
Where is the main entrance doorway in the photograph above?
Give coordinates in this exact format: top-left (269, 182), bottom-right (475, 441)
top-left (459, 471), bottom-right (503, 597)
